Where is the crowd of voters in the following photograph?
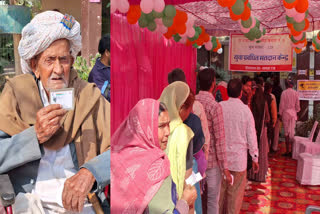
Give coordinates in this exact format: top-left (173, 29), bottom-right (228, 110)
top-left (111, 67), bottom-right (300, 214)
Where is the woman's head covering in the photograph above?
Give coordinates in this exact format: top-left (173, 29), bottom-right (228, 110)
top-left (111, 99), bottom-right (171, 214)
top-left (159, 81), bottom-right (190, 122)
top-left (18, 11), bottom-right (81, 74)
top-left (159, 82), bottom-right (194, 199)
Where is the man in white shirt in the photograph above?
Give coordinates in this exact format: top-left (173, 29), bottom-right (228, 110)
top-left (279, 79), bottom-right (300, 157)
top-left (219, 78), bottom-right (259, 214)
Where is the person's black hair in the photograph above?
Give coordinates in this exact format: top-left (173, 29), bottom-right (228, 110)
top-left (168, 68), bottom-right (186, 84)
top-left (254, 77), bottom-right (264, 86)
top-left (159, 102), bottom-right (168, 115)
top-left (264, 82), bottom-right (272, 93)
top-left (98, 34), bottom-right (110, 55)
top-left (198, 68), bottom-right (215, 91)
top-left (241, 75), bottom-right (252, 85)
top-left (227, 78), bottom-right (242, 98)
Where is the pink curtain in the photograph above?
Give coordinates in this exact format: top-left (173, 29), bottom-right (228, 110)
top-left (111, 13), bottom-right (197, 134)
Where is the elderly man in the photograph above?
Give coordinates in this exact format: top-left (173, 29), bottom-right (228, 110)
top-left (279, 79), bottom-right (300, 157)
top-left (0, 11), bottom-right (110, 213)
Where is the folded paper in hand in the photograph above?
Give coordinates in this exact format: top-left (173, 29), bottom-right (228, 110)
top-left (186, 171), bottom-right (203, 186)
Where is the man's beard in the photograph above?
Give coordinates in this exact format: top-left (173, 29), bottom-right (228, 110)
top-left (45, 73), bottom-right (68, 91)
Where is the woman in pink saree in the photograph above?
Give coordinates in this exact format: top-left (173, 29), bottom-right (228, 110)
top-left (111, 99), bottom-right (196, 214)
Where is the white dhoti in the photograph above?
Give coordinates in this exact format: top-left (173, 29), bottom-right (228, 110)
top-left (282, 109), bottom-right (297, 140)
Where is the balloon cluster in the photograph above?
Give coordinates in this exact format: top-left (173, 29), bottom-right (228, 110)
top-left (217, 0), bottom-right (266, 41)
top-left (283, 0), bottom-right (309, 53)
top-left (312, 32), bottom-right (320, 52)
top-left (113, 1), bottom-right (223, 53)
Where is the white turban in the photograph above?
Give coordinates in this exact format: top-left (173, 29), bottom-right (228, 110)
top-left (18, 11), bottom-right (81, 74)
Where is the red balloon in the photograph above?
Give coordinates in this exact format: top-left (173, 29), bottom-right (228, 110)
top-left (283, 0), bottom-right (298, 9)
top-left (295, 0), bottom-right (308, 13)
top-left (229, 7), bottom-right (242, 21)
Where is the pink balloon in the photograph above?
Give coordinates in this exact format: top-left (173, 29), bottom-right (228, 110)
top-left (249, 17), bottom-right (256, 30)
top-left (154, 18), bottom-right (162, 24)
top-left (286, 8), bottom-right (297, 18)
top-left (180, 36), bottom-right (187, 44)
top-left (154, 0), bottom-right (165, 13)
top-left (205, 41), bottom-right (213, 51)
top-left (293, 33), bottom-right (303, 41)
top-left (186, 14), bottom-right (195, 27)
top-left (140, 0), bottom-right (153, 14)
top-left (118, 0), bottom-right (129, 13)
top-left (316, 37), bottom-right (320, 45)
top-left (293, 12), bottom-right (305, 23)
top-left (187, 27), bottom-right (195, 38)
top-left (241, 24), bottom-right (250, 33)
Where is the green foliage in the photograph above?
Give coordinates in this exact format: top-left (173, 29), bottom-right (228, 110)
top-left (296, 104), bottom-right (320, 138)
top-left (73, 53), bottom-right (100, 81)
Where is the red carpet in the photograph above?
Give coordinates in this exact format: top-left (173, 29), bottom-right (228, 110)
top-left (241, 145), bottom-right (320, 214)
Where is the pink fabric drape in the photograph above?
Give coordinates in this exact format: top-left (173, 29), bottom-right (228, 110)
top-left (111, 13), bottom-right (197, 134)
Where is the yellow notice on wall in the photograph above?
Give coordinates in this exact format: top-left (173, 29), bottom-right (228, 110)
top-left (298, 80), bottom-right (320, 100)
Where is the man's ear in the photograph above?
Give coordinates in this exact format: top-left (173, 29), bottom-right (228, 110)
top-left (30, 58), bottom-right (40, 78)
top-left (105, 50), bottom-right (110, 58)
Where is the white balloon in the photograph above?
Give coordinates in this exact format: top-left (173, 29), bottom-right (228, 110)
top-left (153, 0), bottom-right (165, 13)
top-left (118, 0), bottom-right (130, 13)
top-left (217, 48), bottom-right (223, 54)
top-left (110, 0), bottom-right (118, 13)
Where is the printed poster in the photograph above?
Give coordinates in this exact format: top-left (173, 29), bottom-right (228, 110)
top-left (298, 80), bottom-right (320, 100)
top-left (229, 34), bottom-right (292, 72)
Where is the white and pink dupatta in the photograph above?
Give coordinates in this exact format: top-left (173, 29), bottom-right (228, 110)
top-left (111, 99), bottom-right (171, 214)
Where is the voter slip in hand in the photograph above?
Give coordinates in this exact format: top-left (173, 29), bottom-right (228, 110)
top-left (185, 171), bottom-right (203, 186)
top-left (50, 88), bottom-right (74, 110)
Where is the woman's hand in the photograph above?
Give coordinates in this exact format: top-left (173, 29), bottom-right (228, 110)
top-left (181, 185), bottom-right (197, 206)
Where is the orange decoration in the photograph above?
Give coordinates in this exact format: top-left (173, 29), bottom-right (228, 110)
top-left (295, 47), bottom-right (302, 53)
top-left (203, 34), bottom-right (210, 43)
top-left (196, 38), bottom-right (204, 46)
top-left (295, 38), bottom-right (306, 44)
top-left (283, 0), bottom-right (298, 9)
top-left (241, 5), bottom-right (251, 21)
top-left (200, 26), bottom-right (206, 34)
top-left (126, 5), bottom-right (141, 24)
top-left (303, 18), bottom-right (310, 31)
top-left (217, 0), bottom-right (237, 7)
top-left (313, 42), bottom-right (316, 48)
top-left (164, 31), bottom-right (173, 39)
top-left (174, 10), bottom-right (188, 24)
top-left (229, 7), bottom-right (242, 21)
top-left (295, 0), bottom-right (308, 13)
top-left (186, 39), bottom-right (193, 46)
top-left (176, 24), bottom-right (187, 35)
top-left (243, 0), bottom-right (249, 4)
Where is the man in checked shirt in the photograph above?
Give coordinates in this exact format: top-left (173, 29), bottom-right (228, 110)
top-left (195, 68), bottom-right (232, 214)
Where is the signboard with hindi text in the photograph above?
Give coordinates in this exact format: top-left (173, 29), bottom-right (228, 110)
top-left (229, 34), bottom-right (292, 72)
top-left (298, 80), bottom-right (320, 100)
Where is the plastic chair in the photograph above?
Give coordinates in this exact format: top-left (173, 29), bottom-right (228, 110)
top-left (292, 121), bottom-right (318, 160)
top-left (297, 153), bottom-right (320, 185)
top-left (297, 128), bottom-right (320, 157)
top-left (305, 205), bottom-right (320, 214)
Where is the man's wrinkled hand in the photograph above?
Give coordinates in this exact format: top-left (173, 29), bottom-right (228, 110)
top-left (35, 104), bottom-right (67, 144)
top-left (62, 168), bottom-right (96, 212)
top-left (223, 169), bottom-right (232, 185)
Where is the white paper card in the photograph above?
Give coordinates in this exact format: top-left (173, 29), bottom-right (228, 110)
top-left (223, 174), bottom-right (234, 186)
top-left (186, 171), bottom-right (203, 186)
top-left (50, 88), bottom-right (74, 110)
